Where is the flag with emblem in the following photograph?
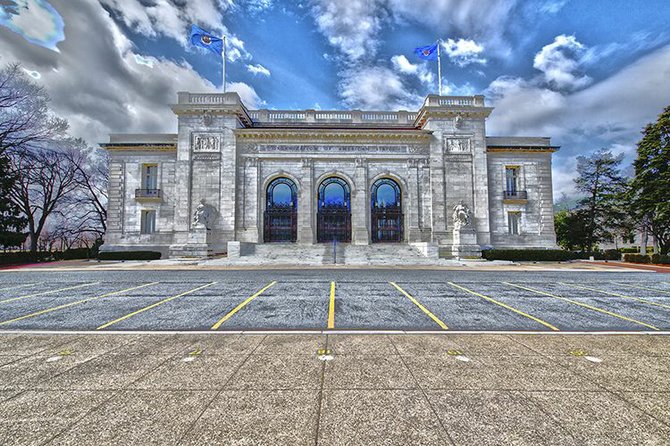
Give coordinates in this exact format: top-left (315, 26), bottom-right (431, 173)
top-left (414, 43), bottom-right (439, 61)
top-left (190, 25), bottom-right (224, 55)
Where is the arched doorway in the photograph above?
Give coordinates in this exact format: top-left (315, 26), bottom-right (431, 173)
top-left (371, 178), bottom-right (403, 243)
top-left (317, 177), bottom-right (351, 243)
top-left (264, 177), bottom-right (297, 242)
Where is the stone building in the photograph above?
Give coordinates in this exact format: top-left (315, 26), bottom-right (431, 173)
top-left (101, 92), bottom-right (558, 259)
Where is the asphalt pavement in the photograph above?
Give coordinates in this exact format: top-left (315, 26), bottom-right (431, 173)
top-left (1, 269), bottom-right (669, 332)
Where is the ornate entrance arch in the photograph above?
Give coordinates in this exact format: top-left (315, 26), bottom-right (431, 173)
top-left (371, 178), bottom-right (403, 243)
top-left (317, 177), bottom-right (351, 242)
top-left (264, 177), bottom-right (297, 242)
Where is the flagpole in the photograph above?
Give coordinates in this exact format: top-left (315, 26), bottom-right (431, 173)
top-left (437, 39), bottom-right (442, 96)
top-left (222, 35), bottom-right (227, 93)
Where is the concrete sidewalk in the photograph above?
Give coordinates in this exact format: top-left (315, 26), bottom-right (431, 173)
top-left (0, 333), bottom-right (669, 445)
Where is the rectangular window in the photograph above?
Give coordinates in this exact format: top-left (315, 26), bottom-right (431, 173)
top-left (142, 164), bottom-right (158, 191)
top-left (140, 210), bottom-right (156, 234)
top-left (508, 212), bottom-right (521, 235)
top-left (505, 167), bottom-right (519, 196)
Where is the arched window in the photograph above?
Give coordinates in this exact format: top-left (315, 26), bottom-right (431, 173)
top-left (264, 177), bottom-right (297, 242)
top-left (317, 177), bottom-right (351, 242)
top-left (371, 178), bottom-right (403, 242)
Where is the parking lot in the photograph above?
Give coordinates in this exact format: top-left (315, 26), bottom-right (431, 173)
top-left (1, 270), bottom-right (669, 332)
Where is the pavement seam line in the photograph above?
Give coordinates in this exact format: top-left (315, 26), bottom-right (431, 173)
top-left (389, 282), bottom-right (449, 330)
top-left (0, 282), bottom-right (101, 304)
top-left (0, 282), bottom-right (39, 293)
top-left (0, 282), bottom-right (160, 327)
top-left (313, 334), bottom-right (329, 446)
top-left (211, 281), bottom-right (277, 330)
top-left (327, 282), bottom-right (335, 329)
top-left (175, 335), bottom-right (268, 445)
top-left (614, 282), bottom-right (670, 295)
top-left (97, 282), bottom-right (217, 330)
top-left (387, 335), bottom-right (457, 446)
top-left (503, 282), bottom-right (660, 331)
top-left (560, 282), bottom-right (670, 310)
top-left (448, 281), bottom-right (559, 331)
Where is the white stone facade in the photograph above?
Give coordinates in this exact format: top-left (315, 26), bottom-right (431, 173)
top-left (101, 93), bottom-right (558, 258)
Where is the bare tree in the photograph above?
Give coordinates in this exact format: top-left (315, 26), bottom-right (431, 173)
top-left (8, 147), bottom-right (81, 253)
top-left (0, 63), bottom-right (68, 156)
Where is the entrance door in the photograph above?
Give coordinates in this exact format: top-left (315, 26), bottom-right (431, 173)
top-left (371, 178), bottom-right (403, 243)
top-left (317, 177), bottom-right (351, 243)
top-left (264, 178), bottom-right (297, 242)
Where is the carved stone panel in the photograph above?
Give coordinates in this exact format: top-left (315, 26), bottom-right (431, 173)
top-left (444, 137), bottom-right (471, 153)
top-left (193, 133), bottom-right (221, 152)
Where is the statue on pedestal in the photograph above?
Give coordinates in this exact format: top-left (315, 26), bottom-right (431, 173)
top-left (192, 199), bottom-right (215, 230)
top-left (452, 201), bottom-right (471, 231)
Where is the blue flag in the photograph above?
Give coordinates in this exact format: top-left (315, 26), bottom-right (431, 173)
top-left (414, 43), bottom-right (439, 61)
top-left (190, 24), bottom-right (223, 55)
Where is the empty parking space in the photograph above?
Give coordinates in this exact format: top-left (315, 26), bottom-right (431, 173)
top-left (0, 271), bottom-right (668, 331)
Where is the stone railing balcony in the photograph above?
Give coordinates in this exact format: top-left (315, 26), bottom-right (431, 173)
top-left (503, 190), bottom-right (528, 200)
top-left (176, 92), bottom-right (244, 106)
top-left (423, 95), bottom-right (486, 108)
top-left (135, 189), bottom-right (162, 201)
top-left (248, 109), bottom-right (418, 126)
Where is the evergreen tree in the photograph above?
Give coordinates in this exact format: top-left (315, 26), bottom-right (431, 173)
top-left (0, 155), bottom-right (27, 249)
top-left (628, 106), bottom-right (670, 254)
top-left (574, 149), bottom-right (627, 252)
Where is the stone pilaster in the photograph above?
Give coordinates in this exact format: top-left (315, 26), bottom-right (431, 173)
top-left (407, 159), bottom-right (422, 242)
top-left (352, 158), bottom-right (369, 245)
top-left (298, 158), bottom-right (315, 244)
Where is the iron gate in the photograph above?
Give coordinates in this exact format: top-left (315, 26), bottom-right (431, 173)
top-left (264, 206), bottom-right (297, 242)
top-left (371, 206), bottom-right (403, 242)
top-left (317, 205), bottom-right (351, 243)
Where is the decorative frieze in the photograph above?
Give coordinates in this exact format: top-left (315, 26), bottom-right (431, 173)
top-left (239, 144), bottom-right (428, 155)
top-left (192, 133), bottom-right (221, 152)
top-left (444, 137), bottom-right (471, 153)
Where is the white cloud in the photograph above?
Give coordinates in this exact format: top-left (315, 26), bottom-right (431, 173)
top-left (391, 55), bottom-right (433, 85)
top-left (441, 38), bottom-right (487, 67)
top-left (340, 66), bottom-right (422, 110)
top-left (226, 82), bottom-right (264, 109)
top-left (309, 0), bottom-right (386, 61)
top-left (540, 0), bottom-right (569, 14)
top-left (533, 34), bottom-right (591, 90)
top-left (0, 0), bottom-right (65, 51)
top-left (0, 0), bottom-right (263, 144)
top-left (246, 63), bottom-right (271, 77)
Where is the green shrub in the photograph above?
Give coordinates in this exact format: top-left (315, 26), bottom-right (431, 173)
top-left (482, 249), bottom-right (576, 261)
top-left (60, 248), bottom-right (92, 260)
top-left (624, 254), bottom-right (651, 264)
top-left (619, 247), bottom-right (640, 253)
top-left (651, 254), bottom-right (670, 264)
top-left (0, 251), bottom-right (55, 265)
top-left (98, 251), bottom-right (162, 261)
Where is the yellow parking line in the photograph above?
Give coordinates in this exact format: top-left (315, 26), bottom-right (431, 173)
top-left (448, 282), bottom-right (559, 331)
top-left (559, 282), bottom-right (670, 310)
top-left (504, 282), bottom-right (659, 331)
top-left (0, 282), bottom-right (100, 304)
top-left (614, 282), bottom-right (670, 295)
top-left (390, 282), bottom-right (448, 330)
top-left (211, 281), bottom-right (276, 330)
top-left (0, 282), bottom-right (159, 327)
top-left (0, 283), bottom-right (39, 293)
top-left (98, 282), bottom-right (217, 330)
top-left (328, 282), bottom-right (336, 329)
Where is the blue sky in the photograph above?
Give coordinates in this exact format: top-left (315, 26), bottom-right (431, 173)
top-left (1, 0), bottom-right (669, 197)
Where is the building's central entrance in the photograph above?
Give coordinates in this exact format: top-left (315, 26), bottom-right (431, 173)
top-left (317, 177), bottom-right (351, 243)
top-left (371, 178), bottom-right (403, 242)
top-left (264, 177), bottom-right (297, 242)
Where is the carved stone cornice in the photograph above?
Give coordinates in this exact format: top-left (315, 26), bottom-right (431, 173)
top-left (414, 108), bottom-right (494, 128)
top-left (101, 143), bottom-right (177, 152)
top-left (487, 146), bottom-right (559, 153)
top-left (234, 128), bottom-right (432, 144)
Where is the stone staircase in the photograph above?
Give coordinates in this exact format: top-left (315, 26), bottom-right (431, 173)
top-left (211, 242), bottom-right (456, 266)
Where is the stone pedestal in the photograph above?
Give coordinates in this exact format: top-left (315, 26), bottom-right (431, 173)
top-left (169, 227), bottom-right (211, 257)
top-left (451, 227), bottom-right (482, 258)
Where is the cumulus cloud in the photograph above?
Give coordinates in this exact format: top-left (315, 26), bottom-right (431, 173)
top-left (226, 82), bottom-right (264, 109)
top-left (533, 34), bottom-right (591, 90)
top-left (0, 0), bottom-right (263, 143)
top-left (0, 0), bottom-right (65, 51)
top-left (339, 66), bottom-right (422, 110)
top-left (391, 55), bottom-right (433, 85)
top-left (246, 63), bottom-right (271, 77)
top-left (441, 38), bottom-right (487, 67)
top-left (309, 0), bottom-right (387, 62)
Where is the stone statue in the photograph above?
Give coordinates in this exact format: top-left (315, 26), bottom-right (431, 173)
top-left (452, 201), bottom-right (471, 231)
top-left (453, 115), bottom-right (463, 129)
top-left (192, 199), bottom-right (215, 229)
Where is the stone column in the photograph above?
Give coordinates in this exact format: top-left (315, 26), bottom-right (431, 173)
top-left (407, 159), bottom-right (422, 242)
top-left (298, 158), bottom-right (315, 244)
top-left (352, 157), bottom-right (369, 245)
